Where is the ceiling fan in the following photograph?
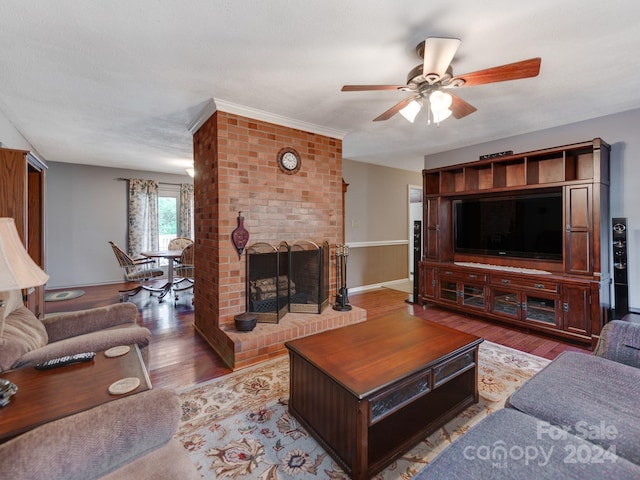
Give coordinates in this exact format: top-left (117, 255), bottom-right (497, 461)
top-left (341, 37), bottom-right (541, 124)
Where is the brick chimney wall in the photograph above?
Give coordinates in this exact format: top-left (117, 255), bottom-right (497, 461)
top-left (192, 110), bottom-right (363, 369)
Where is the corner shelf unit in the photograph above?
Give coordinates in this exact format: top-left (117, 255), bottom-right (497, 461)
top-left (419, 138), bottom-right (610, 346)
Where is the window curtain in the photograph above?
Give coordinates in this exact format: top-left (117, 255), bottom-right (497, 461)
top-left (128, 179), bottom-right (159, 257)
top-left (179, 183), bottom-right (194, 239)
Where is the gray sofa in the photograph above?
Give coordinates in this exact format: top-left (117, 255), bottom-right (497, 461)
top-left (0, 289), bottom-right (151, 372)
top-left (414, 320), bottom-right (640, 479)
top-left (0, 388), bottom-right (200, 479)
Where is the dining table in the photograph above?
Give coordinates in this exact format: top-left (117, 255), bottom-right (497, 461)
top-left (141, 250), bottom-right (183, 302)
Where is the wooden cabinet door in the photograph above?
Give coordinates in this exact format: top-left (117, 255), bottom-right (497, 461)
top-left (424, 197), bottom-right (452, 261)
top-left (419, 263), bottom-right (437, 302)
top-left (562, 283), bottom-right (591, 336)
top-left (424, 197), bottom-right (439, 260)
top-left (564, 184), bottom-right (592, 275)
top-left (0, 148), bottom-right (46, 318)
top-left (491, 288), bottom-right (522, 321)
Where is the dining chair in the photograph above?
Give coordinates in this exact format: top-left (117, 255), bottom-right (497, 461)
top-left (167, 237), bottom-right (193, 251)
top-left (108, 241), bottom-right (165, 301)
top-left (173, 243), bottom-right (194, 304)
top-left (167, 237), bottom-right (193, 284)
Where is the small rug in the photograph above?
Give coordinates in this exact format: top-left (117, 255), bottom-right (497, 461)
top-left (381, 280), bottom-right (414, 294)
top-left (177, 341), bottom-right (550, 479)
top-left (44, 290), bottom-right (85, 302)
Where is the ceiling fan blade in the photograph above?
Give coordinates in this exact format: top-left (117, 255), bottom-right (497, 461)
top-left (422, 37), bottom-right (461, 78)
top-left (341, 85), bottom-right (407, 92)
top-left (373, 97), bottom-right (416, 122)
top-left (449, 93), bottom-right (477, 119)
top-left (452, 57), bottom-right (541, 87)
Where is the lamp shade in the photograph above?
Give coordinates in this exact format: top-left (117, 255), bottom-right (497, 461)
top-left (399, 100), bottom-right (421, 123)
top-left (0, 218), bottom-right (49, 290)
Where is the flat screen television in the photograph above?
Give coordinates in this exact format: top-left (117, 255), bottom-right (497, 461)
top-left (454, 192), bottom-right (563, 261)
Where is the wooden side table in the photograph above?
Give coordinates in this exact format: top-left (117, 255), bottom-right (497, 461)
top-left (0, 345), bottom-right (151, 442)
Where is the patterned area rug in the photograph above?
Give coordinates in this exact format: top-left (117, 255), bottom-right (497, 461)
top-left (177, 341), bottom-right (550, 479)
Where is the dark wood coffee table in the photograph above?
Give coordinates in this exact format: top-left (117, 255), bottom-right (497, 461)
top-left (0, 344), bottom-right (151, 442)
top-left (285, 312), bottom-right (483, 480)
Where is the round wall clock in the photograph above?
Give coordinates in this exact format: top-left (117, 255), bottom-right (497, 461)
top-left (277, 147), bottom-right (301, 174)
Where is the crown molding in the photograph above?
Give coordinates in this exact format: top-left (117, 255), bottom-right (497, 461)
top-left (187, 98), bottom-right (347, 140)
top-left (186, 98), bottom-right (217, 134)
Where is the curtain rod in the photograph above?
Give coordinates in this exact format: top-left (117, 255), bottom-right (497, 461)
top-left (116, 177), bottom-right (187, 187)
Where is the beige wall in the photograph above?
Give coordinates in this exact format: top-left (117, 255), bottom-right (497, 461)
top-left (342, 159), bottom-right (422, 288)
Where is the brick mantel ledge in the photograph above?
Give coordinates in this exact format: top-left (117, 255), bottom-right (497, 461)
top-left (218, 307), bottom-right (367, 370)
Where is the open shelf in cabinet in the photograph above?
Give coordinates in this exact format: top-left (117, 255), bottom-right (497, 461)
top-left (441, 168), bottom-right (465, 194)
top-left (423, 139), bottom-right (605, 198)
top-left (526, 153), bottom-right (565, 185)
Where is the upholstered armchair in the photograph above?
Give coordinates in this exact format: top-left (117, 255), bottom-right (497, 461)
top-left (0, 388), bottom-right (200, 480)
top-left (0, 289), bottom-right (151, 372)
top-left (593, 319), bottom-right (640, 368)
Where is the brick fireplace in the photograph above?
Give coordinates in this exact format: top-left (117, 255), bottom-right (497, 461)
top-left (192, 109), bottom-right (366, 369)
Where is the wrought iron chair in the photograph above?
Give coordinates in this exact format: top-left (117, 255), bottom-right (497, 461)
top-left (108, 241), bottom-right (165, 301)
top-left (173, 243), bottom-right (194, 304)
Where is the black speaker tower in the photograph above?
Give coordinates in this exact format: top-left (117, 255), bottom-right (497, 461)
top-left (409, 220), bottom-right (422, 304)
top-left (612, 218), bottom-right (629, 320)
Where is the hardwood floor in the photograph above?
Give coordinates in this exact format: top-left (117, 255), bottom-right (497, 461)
top-left (44, 282), bottom-right (590, 390)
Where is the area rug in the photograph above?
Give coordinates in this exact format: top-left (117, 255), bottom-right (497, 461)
top-left (44, 289), bottom-right (85, 302)
top-left (381, 280), bottom-right (413, 294)
top-left (177, 341), bottom-right (550, 479)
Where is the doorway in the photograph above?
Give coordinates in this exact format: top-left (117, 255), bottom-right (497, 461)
top-left (408, 185), bottom-right (423, 280)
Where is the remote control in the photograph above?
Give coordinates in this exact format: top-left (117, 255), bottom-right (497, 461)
top-left (35, 352), bottom-right (96, 370)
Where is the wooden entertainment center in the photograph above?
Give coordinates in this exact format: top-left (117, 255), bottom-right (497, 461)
top-left (418, 138), bottom-right (610, 346)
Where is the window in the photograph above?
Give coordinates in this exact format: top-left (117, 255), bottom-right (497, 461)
top-left (158, 184), bottom-right (181, 251)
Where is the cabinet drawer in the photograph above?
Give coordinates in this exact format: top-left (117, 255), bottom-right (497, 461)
top-left (434, 349), bottom-right (476, 387)
top-left (369, 369), bottom-right (431, 425)
top-left (491, 275), bottom-right (559, 293)
top-left (440, 269), bottom-right (487, 282)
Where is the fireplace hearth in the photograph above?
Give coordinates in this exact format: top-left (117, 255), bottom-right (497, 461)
top-left (247, 240), bottom-right (330, 323)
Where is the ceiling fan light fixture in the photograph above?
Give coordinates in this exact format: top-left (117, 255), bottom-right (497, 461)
top-left (399, 100), bottom-right (422, 123)
top-left (429, 90), bottom-right (453, 113)
top-left (432, 108), bottom-right (453, 124)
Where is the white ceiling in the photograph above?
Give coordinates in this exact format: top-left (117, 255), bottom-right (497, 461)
top-left (1, 1), bottom-right (639, 174)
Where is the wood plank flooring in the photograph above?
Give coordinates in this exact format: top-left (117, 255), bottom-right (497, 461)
top-left (44, 282), bottom-right (590, 390)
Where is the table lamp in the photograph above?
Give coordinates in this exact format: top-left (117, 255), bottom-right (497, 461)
top-left (0, 217), bottom-right (49, 334)
top-left (0, 218), bottom-right (49, 406)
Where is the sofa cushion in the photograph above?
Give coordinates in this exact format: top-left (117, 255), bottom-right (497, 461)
top-left (414, 408), bottom-right (640, 479)
top-left (0, 305), bottom-right (48, 371)
top-left (506, 351), bottom-right (640, 465)
top-left (99, 439), bottom-right (201, 480)
top-left (0, 389), bottom-right (185, 480)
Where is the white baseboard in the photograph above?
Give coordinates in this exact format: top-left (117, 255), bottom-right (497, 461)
top-left (349, 278), bottom-right (412, 294)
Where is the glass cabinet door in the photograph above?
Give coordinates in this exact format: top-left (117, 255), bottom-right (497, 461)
top-left (439, 280), bottom-right (458, 303)
top-left (462, 284), bottom-right (485, 309)
top-left (524, 294), bottom-right (559, 325)
top-left (491, 289), bottom-right (521, 319)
